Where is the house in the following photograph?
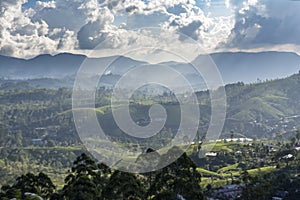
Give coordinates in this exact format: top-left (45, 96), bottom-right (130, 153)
top-left (31, 139), bottom-right (43, 146)
top-left (272, 190), bottom-right (289, 200)
top-left (209, 184), bottom-right (245, 200)
top-left (24, 192), bottom-right (43, 200)
top-left (205, 152), bottom-right (217, 157)
top-left (272, 197), bottom-right (283, 200)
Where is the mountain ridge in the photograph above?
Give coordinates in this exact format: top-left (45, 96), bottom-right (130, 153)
top-left (1, 51), bottom-right (300, 84)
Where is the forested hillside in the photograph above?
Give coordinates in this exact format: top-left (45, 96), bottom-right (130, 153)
top-left (1, 71), bottom-right (300, 198)
top-left (1, 72), bottom-right (300, 149)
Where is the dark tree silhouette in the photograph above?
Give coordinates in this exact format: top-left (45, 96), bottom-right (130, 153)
top-left (62, 153), bottom-right (100, 200)
top-left (148, 146), bottom-right (205, 200)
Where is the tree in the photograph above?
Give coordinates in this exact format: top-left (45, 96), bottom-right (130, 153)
top-left (135, 148), bottom-right (160, 185)
top-left (240, 170), bottom-right (251, 183)
top-left (241, 179), bottom-right (273, 200)
top-left (1, 172), bottom-right (55, 200)
top-left (148, 146), bottom-right (205, 200)
top-left (62, 153), bottom-right (101, 200)
top-left (230, 131), bottom-right (234, 141)
top-left (47, 140), bottom-right (55, 147)
top-left (1, 185), bottom-right (22, 200)
top-left (102, 170), bottom-right (145, 200)
top-left (296, 130), bottom-right (300, 144)
top-left (291, 137), bottom-right (297, 147)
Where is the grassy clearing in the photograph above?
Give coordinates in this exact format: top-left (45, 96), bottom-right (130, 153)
top-left (247, 166), bottom-right (276, 176)
top-left (198, 165), bottom-right (276, 177)
top-left (200, 178), bottom-right (228, 189)
top-left (197, 168), bottom-right (222, 178)
top-left (198, 165), bottom-right (277, 189)
top-left (217, 164), bottom-right (239, 173)
top-left (201, 141), bottom-right (242, 153)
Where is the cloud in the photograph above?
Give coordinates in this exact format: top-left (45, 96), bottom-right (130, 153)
top-left (0, 0), bottom-right (80, 57)
top-left (35, 0), bottom-right (56, 10)
top-left (225, 0), bottom-right (300, 49)
top-left (108, 0), bottom-right (197, 15)
top-left (1, 0), bottom-right (229, 59)
top-left (78, 20), bottom-right (111, 49)
top-left (32, 0), bottom-right (115, 32)
top-left (3, 0), bottom-right (299, 59)
top-left (164, 3), bottom-right (206, 40)
top-left (76, 6), bottom-right (115, 49)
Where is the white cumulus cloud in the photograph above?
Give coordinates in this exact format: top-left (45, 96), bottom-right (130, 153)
top-left (0, 0), bottom-right (80, 58)
top-left (1, 0), bottom-right (299, 59)
top-left (225, 0), bottom-right (300, 50)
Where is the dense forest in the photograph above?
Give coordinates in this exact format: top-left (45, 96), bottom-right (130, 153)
top-left (1, 72), bottom-right (300, 199)
top-left (1, 141), bottom-right (300, 200)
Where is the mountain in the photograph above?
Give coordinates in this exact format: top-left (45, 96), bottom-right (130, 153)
top-left (0, 53), bottom-right (146, 79)
top-left (1, 51), bottom-right (300, 86)
top-left (219, 72), bottom-right (300, 138)
top-left (0, 77), bottom-right (75, 90)
top-left (71, 71), bottom-right (300, 139)
top-left (1, 69), bottom-right (300, 143)
top-left (207, 51), bottom-right (300, 83)
top-left (0, 53), bottom-right (85, 79)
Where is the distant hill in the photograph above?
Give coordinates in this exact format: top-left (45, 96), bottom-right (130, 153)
top-left (219, 72), bottom-right (300, 138)
top-left (1, 51), bottom-right (300, 85)
top-left (0, 53), bottom-right (145, 79)
top-left (209, 51), bottom-right (300, 83)
top-left (0, 78), bottom-right (75, 90)
top-left (1, 71), bottom-right (300, 141)
top-left (0, 53), bottom-right (85, 79)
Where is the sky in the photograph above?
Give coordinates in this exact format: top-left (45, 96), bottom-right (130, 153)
top-left (1, 0), bottom-right (300, 61)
